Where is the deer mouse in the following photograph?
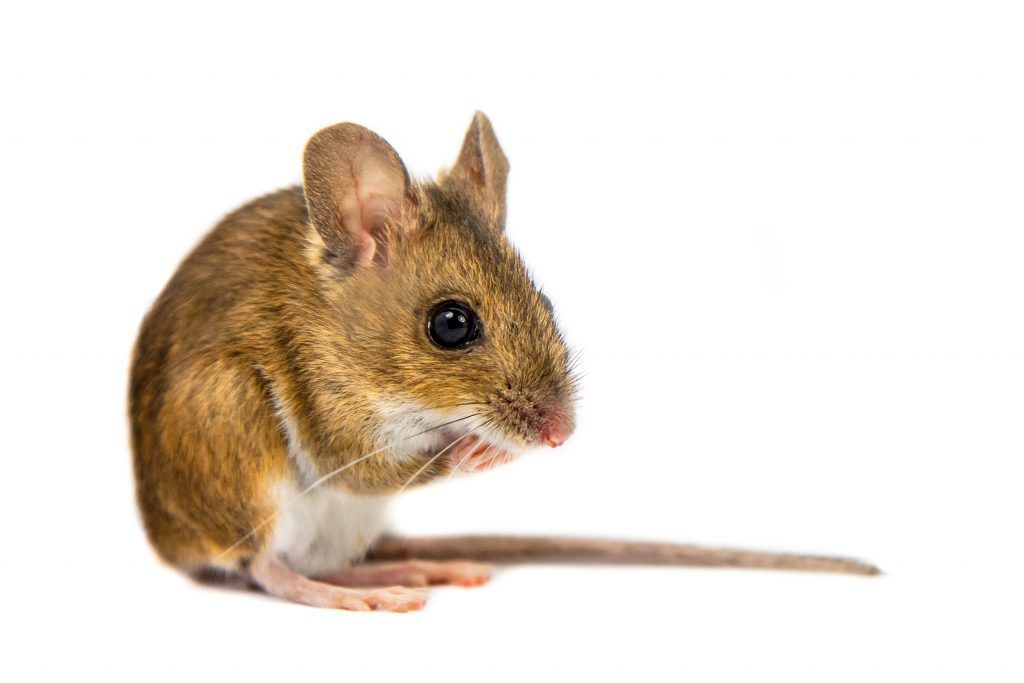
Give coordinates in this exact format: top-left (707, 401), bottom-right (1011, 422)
top-left (130, 113), bottom-right (877, 612)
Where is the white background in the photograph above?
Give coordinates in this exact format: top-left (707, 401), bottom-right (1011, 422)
top-left (2, 2), bottom-right (1022, 682)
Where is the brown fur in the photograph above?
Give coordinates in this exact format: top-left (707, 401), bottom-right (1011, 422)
top-left (130, 113), bottom-right (576, 572)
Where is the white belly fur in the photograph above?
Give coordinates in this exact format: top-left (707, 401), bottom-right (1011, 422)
top-left (268, 476), bottom-right (389, 577)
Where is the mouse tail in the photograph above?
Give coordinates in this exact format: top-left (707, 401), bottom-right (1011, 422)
top-left (365, 535), bottom-right (881, 576)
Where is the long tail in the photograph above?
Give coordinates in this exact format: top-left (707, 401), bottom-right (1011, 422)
top-left (367, 535), bottom-right (881, 576)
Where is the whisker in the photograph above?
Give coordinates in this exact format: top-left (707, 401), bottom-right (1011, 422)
top-left (481, 444), bottom-right (497, 471)
top-left (461, 441), bottom-right (495, 475)
top-left (218, 446), bottom-right (385, 559)
top-left (444, 451), bottom-right (474, 484)
top-left (366, 425), bottom-right (485, 544)
top-left (395, 428), bottom-right (479, 497)
top-left (217, 413), bottom-right (481, 559)
top-left (415, 413), bottom-right (481, 435)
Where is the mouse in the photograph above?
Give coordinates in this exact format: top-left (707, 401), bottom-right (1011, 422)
top-left (130, 112), bottom-right (878, 612)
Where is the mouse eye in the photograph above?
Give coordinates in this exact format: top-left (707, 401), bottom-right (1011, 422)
top-left (427, 300), bottom-right (480, 350)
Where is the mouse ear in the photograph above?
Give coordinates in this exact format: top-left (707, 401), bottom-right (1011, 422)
top-left (302, 123), bottom-right (417, 267)
top-left (451, 111), bottom-right (510, 228)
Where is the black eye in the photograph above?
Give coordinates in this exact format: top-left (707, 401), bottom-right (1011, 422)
top-left (427, 300), bottom-right (480, 350)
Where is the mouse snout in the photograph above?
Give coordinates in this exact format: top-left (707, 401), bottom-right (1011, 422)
top-left (540, 407), bottom-right (574, 448)
top-left (492, 388), bottom-right (575, 448)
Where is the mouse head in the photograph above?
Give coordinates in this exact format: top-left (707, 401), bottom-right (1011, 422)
top-left (301, 113), bottom-right (577, 490)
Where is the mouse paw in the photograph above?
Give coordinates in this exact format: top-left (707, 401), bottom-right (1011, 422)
top-left (321, 560), bottom-right (493, 588)
top-left (250, 552), bottom-right (429, 612)
top-left (306, 585), bottom-right (428, 612)
top-left (355, 585), bottom-right (430, 612)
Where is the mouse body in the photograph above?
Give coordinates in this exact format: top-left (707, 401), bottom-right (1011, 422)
top-left (131, 114), bottom-right (878, 611)
top-left (130, 114), bottom-right (577, 609)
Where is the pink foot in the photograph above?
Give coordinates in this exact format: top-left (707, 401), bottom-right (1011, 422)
top-left (319, 559), bottom-right (493, 588)
top-left (250, 553), bottom-right (428, 612)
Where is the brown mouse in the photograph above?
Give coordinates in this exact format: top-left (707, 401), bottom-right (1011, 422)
top-left (130, 113), bottom-right (877, 612)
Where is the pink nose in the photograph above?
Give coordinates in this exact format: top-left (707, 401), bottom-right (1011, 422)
top-left (540, 411), bottom-right (574, 448)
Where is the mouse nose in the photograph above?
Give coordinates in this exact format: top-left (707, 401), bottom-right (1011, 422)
top-left (540, 409), bottom-right (575, 448)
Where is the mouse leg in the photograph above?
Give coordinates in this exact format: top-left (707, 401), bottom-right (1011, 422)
top-left (317, 559), bottom-right (493, 588)
top-left (249, 551), bottom-right (429, 612)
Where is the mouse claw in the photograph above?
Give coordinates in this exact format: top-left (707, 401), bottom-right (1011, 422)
top-left (359, 586), bottom-right (430, 612)
top-left (435, 560), bottom-right (492, 587)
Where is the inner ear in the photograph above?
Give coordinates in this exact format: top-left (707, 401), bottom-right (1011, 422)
top-left (302, 123), bottom-right (417, 267)
top-left (450, 111), bottom-right (510, 228)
